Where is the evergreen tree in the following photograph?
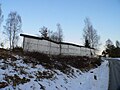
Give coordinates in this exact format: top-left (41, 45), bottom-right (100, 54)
top-left (85, 36), bottom-right (90, 48)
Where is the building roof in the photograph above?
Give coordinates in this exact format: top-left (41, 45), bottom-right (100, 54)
top-left (20, 34), bottom-right (95, 49)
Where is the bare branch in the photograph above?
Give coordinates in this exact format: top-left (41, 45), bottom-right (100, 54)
top-left (83, 18), bottom-right (100, 49)
top-left (3, 11), bottom-right (22, 50)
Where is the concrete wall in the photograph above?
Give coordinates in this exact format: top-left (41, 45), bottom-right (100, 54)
top-left (23, 37), bottom-right (95, 57)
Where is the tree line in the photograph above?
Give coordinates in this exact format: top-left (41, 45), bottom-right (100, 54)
top-left (0, 3), bottom-right (100, 52)
top-left (39, 23), bottom-right (63, 43)
top-left (102, 39), bottom-right (120, 57)
top-left (39, 17), bottom-right (100, 49)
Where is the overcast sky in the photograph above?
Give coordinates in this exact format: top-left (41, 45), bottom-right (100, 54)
top-left (1, 0), bottom-right (120, 51)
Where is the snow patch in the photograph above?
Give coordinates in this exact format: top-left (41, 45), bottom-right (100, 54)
top-left (0, 59), bottom-right (109, 90)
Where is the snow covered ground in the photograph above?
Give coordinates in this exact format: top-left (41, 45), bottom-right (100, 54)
top-left (0, 57), bottom-right (109, 90)
top-left (109, 58), bottom-right (120, 61)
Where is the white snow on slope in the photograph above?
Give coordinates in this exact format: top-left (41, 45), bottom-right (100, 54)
top-left (110, 58), bottom-right (120, 61)
top-left (0, 58), bottom-right (109, 90)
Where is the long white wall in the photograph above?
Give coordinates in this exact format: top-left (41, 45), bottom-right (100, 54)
top-left (23, 37), bottom-right (95, 57)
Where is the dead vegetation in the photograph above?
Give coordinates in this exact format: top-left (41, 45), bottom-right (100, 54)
top-left (0, 82), bottom-right (8, 89)
top-left (0, 48), bottom-right (102, 89)
top-left (0, 47), bottom-right (101, 74)
top-left (23, 51), bottom-right (101, 74)
top-left (0, 48), bottom-right (101, 72)
top-left (0, 48), bottom-right (17, 60)
top-left (4, 74), bottom-right (30, 86)
top-left (36, 70), bottom-right (54, 80)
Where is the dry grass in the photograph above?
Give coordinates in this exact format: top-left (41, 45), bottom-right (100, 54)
top-left (24, 51), bottom-right (101, 73)
top-left (4, 74), bottom-right (30, 86)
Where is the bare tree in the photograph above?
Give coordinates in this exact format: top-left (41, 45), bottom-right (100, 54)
top-left (0, 4), bottom-right (4, 48)
top-left (48, 29), bottom-right (53, 39)
top-left (56, 23), bottom-right (63, 55)
top-left (0, 4), bottom-right (3, 27)
top-left (3, 12), bottom-right (22, 50)
top-left (39, 26), bottom-right (48, 38)
top-left (57, 23), bottom-right (63, 42)
top-left (50, 31), bottom-right (59, 42)
top-left (83, 18), bottom-right (100, 48)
